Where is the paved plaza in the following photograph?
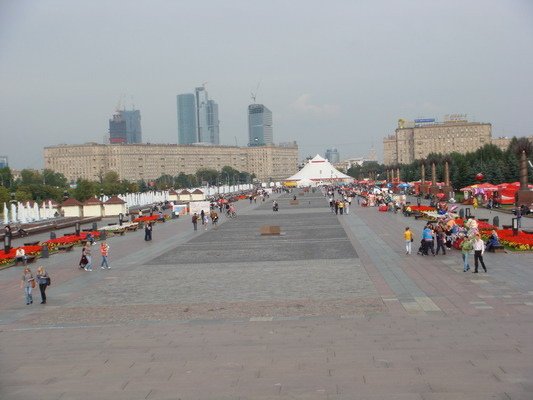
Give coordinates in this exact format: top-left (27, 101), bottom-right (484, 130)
top-left (1, 192), bottom-right (532, 399)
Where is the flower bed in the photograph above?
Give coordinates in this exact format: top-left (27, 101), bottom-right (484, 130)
top-left (495, 229), bottom-right (533, 251)
top-left (0, 245), bottom-right (43, 266)
top-left (409, 205), bottom-right (435, 212)
top-left (133, 215), bottom-right (159, 223)
top-left (43, 231), bottom-right (99, 252)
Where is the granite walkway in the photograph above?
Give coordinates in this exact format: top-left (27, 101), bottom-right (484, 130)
top-left (0, 192), bottom-right (532, 399)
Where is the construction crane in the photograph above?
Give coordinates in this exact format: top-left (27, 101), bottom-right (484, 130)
top-left (251, 81), bottom-right (261, 104)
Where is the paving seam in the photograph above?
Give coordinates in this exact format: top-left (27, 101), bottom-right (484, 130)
top-left (340, 212), bottom-right (441, 315)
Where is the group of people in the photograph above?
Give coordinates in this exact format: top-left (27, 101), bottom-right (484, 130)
top-left (408, 219), bottom-right (491, 274)
top-left (20, 265), bottom-right (50, 305)
top-left (191, 209), bottom-right (220, 231)
top-left (416, 222), bottom-right (450, 257)
top-left (78, 241), bottom-right (110, 271)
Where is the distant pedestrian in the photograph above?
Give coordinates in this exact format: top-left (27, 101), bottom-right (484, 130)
top-left (83, 243), bottom-right (93, 271)
top-left (36, 266), bottom-right (50, 304)
top-left (200, 210), bottom-right (205, 226)
top-left (144, 222), bottom-right (153, 241)
top-left (516, 207), bottom-right (522, 228)
top-left (421, 224), bottom-right (435, 256)
top-left (211, 211), bottom-right (219, 228)
top-left (404, 227), bottom-right (413, 255)
top-left (460, 236), bottom-right (473, 272)
top-left (203, 214), bottom-right (209, 230)
top-left (473, 234), bottom-right (487, 273)
top-left (100, 240), bottom-right (110, 269)
top-left (435, 228), bottom-right (446, 255)
top-left (192, 213), bottom-right (198, 231)
top-left (20, 266), bottom-right (34, 305)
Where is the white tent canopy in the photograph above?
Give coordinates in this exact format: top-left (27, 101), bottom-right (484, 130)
top-left (284, 155), bottom-right (353, 187)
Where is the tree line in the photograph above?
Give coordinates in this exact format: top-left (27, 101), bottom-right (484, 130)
top-left (0, 166), bottom-right (255, 204)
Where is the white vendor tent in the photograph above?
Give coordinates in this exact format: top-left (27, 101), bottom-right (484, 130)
top-left (284, 155), bottom-right (353, 187)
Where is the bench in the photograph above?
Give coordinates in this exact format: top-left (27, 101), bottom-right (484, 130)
top-left (125, 225), bottom-right (138, 232)
top-left (112, 228), bottom-right (126, 236)
top-left (488, 245), bottom-right (505, 253)
top-left (289, 200), bottom-right (299, 205)
top-left (13, 255), bottom-right (36, 265)
top-left (478, 218), bottom-right (489, 223)
top-left (24, 241), bottom-right (40, 246)
top-left (57, 243), bottom-right (74, 252)
top-left (413, 212), bottom-right (423, 220)
top-left (502, 225), bottom-right (512, 230)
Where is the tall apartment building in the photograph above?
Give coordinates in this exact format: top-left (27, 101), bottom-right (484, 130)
top-left (177, 87), bottom-right (220, 145)
top-left (248, 104), bottom-right (273, 146)
top-left (108, 109), bottom-right (142, 144)
top-left (383, 117), bottom-right (492, 165)
top-left (324, 148), bottom-right (340, 164)
top-left (44, 143), bottom-right (298, 182)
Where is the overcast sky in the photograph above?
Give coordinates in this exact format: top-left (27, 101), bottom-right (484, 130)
top-left (1, 0), bottom-right (532, 170)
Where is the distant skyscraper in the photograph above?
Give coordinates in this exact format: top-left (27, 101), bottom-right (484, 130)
top-left (325, 148), bottom-right (340, 163)
top-left (108, 109), bottom-right (142, 144)
top-left (207, 99), bottom-right (220, 145)
top-left (177, 94), bottom-right (197, 144)
top-left (177, 87), bottom-right (219, 145)
top-left (248, 104), bottom-right (273, 146)
top-left (0, 156), bottom-right (8, 169)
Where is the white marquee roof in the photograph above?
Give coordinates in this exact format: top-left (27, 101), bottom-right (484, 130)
top-left (285, 155), bottom-right (353, 185)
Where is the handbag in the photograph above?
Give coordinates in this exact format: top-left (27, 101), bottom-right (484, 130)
top-left (30, 279), bottom-right (36, 289)
top-left (46, 276), bottom-right (51, 286)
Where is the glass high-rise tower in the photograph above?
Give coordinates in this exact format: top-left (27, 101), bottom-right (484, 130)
top-left (177, 94), bottom-right (197, 144)
top-left (177, 88), bottom-right (219, 145)
top-left (248, 104), bottom-right (273, 146)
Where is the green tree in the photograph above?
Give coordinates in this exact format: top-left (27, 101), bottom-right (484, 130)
top-left (155, 174), bottom-right (174, 190)
top-left (102, 171), bottom-right (121, 195)
top-left (0, 185), bottom-right (10, 205)
top-left (42, 169), bottom-right (68, 188)
top-left (73, 179), bottom-right (98, 202)
top-left (15, 188), bottom-right (32, 202)
top-left (0, 167), bottom-right (13, 188)
top-left (196, 168), bottom-right (218, 186)
top-left (175, 173), bottom-right (190, 188)
top-left (19, 169), bottom-right (43, 185)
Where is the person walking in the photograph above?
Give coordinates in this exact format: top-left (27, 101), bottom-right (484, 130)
top-left (20, 266), bottom-right (34, 305)
top-left (100, 240), bottom-right (110, 269)
top-left (200, 210), bottom-right (206, 226)
top-left (144, 222), bottom-right (153, 241)
top-left (421, 224), bottom-right (435, 256)
top-left (83, 243), bottom-right (93, 271)
top-left (460, 235), bottom-right (473, 272)
top-left (473, 233), bottom-right (487, 273)
top-left (36, 266), bottom-right (50, 304)
top-left (203, 213), bottom-right (209, 230)
top-left (211, 211), bottom-right (219, 228)
top-left (435, 227), bottom-right (447, 255)
top-left (404, 227), bottom-right (413, 255)
top-left (192, 213), bottom-right (198, 231)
